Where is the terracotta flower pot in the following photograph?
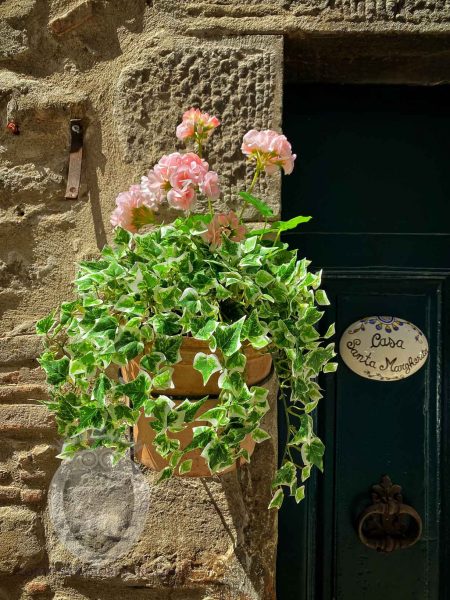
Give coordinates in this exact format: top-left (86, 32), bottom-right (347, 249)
top-left (122, 338), bottom-right (272, 476)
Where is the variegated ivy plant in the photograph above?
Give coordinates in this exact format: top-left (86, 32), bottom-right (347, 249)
top-left (37, 109), bottom-right (337, 509)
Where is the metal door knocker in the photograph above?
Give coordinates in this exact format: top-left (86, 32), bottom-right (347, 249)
top-left (356, 475), bottom-right (422, 553)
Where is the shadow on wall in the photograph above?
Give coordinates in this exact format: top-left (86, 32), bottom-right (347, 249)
top-left (84, 99), bottom-right (107, 251)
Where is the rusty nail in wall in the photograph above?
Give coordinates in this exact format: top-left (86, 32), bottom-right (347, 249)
top-left (6, 120), bottom-right (19, 135)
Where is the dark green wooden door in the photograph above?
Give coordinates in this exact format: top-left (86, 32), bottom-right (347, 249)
top-left (277, 85), bottom-right (450, 600)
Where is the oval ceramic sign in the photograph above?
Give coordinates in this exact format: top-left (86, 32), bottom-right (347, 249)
top-left (339, 316), bottom-right (428, 381)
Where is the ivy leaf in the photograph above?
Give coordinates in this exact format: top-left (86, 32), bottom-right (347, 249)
top-left (91, 316), bottom-right (118, 337)
top-left (154, 286), bottom-right (181, 310)
top-left (151, 313), bottom-right (181, 336)
top-left (268, 488), bottom-right (284, 510)
top-left (190, 317), bottom-right (218, 340)
top-left (323, 362), bottom-right (338, 373)
top-left (251, 428), bottom-right (271, 443)
top-left (154, 335), bottom-right (182, 365)
top-left (36, 313), bottom-right (55, 335)
top-left (157, 466), bottom-right (174, 482)
top-left (151, 396), bottom-right (175, 432)
top-left (152, 368), bottom-right (174, 390)
top-left (255, 270), bottom-right (274, 288)
top-left (215, 317), bottom-right (245, 357)
top-left (306, 346), bottom-right (335, 374)
top-left (179, 288), bottom-right (201, 313)
top-left (179, 459), bottom-right (193, 474)
top-left (92, 374), bottom-right (111, 405)
top-left (202, 439), bottom-right (234, 472)
top-left (324, 323), bottom-right (335, 339)
top-left (242, 311), bottom-right (269, 349)
top-left (224, 351), bottom-right (246, 372)
top-left (114, 227), bottom-right (132, 245)
top-left (115, 295), bottom-right (137, 313)
top-left (272, 461), bottom-right (296, 489)
top-left (175, 397), bottom-right (209, 423)
top-left (39, 354), bottom-right (70, 386)
top-left (301, 465), bottom-right (311, 482)
top-left (200, 406), bottom-right (228, 428)
top-left (140, 352), bottom-right (165, 374)
top-left (295, 485), bottom-right (305, 504)
top-left (113, 404), bottom-right (138, 425)
top-left (299, 324), bottom-right (320, 342)
top-left (218, 370), bottom-right (245, 394)
top-left (115, 372), bottom-right (151, 409)
top-left (78, 405), bottom-right (104, 431)
top-left (239, 191), bottom-right (274, 218)
top-left (184, 425), bottom-right (214, 453)
top-left (153, 432), bottom-right (180, 457)
top-left (302, 437), bottom-right (325, 471)
top-left (193, 352), bottom-right (222, 385)
top-left (243, 236), bottom-right (258, 253)
top-left (289, 414), bottom-right (313, 446)
top-left (117, 341), bottom-right (144, 361)
top-left (315, 289), bottom-right (330, 306)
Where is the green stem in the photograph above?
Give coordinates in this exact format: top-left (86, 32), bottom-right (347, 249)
top-left (281, 390), bottom-right (291, 464)
top-left (195, 133), bottom-right (203, 159)
top-left (259, 217), bottom-right (269, 241)
top-left (238, 167), bottom-right (260, 221)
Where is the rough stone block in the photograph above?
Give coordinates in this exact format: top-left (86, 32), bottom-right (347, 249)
top-left (0, 384), bottom-right (48, 403)
top-left (0, 336), bottom-right (42, 367)
top-left (24, 578), bottom-right (51, 594)
top-left (0, 21), bottom-right (28, 59)
top-left (21, 488), bottom-right (45, 504)
top-left (0, 506), bottom-right (44, 574)
top-left (0, 485), bottom-right (21, 502)
top-left (0, 405), bottom-right (55, 433)
top-left (114, 36), bottom-right (283, 219)
top-left (155, 0), bottom-right (450, 30)
top-left (17, 444), bottom-right (59, 485)
top-left (0, 470), bottom-right (11, 484)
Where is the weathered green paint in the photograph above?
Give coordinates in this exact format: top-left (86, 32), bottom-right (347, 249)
top-left (278, 84), bottom-right (450, 599)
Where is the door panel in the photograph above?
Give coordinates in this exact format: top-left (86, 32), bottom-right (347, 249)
top-left (277, 85), bottom-right (450, 600)
top-left (326, 278), bottom-right (441, 600)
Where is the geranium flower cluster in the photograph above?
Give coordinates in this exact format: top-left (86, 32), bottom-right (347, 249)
top-left (110, 108), bottom-right (297, 244)
top-left (242, 129), bottom-right (296, 175)
top-left (176, 108), bottom-right (220, 146)
top-left (141, 152), bottom-right (220, 211)
top-left (203, 211), bottom-right (246, 248)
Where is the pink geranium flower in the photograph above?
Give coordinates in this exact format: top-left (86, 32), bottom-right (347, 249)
top-left (110, 185), bottom-right (156, 232)
top-left (203, 211), bottom-right (247, 249)
top-left (141, 152), bottom-right (220, 212)
top-left (176, 108), bottom-right (220, 144)
top-left (241, 129), bottom-right (296, 175)
top-left (200, 171), bottom-right (220, 201)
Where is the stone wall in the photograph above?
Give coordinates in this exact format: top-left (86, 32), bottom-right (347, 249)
top-left (1, 1), bottom-right (450, 599)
